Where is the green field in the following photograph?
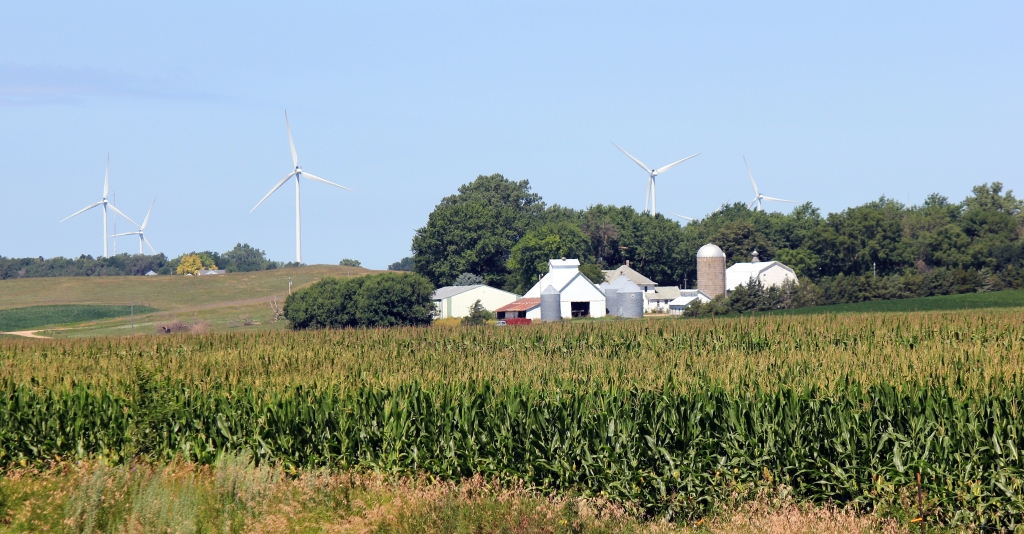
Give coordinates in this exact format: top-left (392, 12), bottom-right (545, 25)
top-left (0, 304), bottom-right (157, 332)
top-left (0, 265), bottom-right (375, 335)
top-left (767, 287), bottom-right (1024, 315)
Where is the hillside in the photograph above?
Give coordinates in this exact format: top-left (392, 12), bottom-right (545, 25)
top-left (0, 265), bottom-right (377, 336)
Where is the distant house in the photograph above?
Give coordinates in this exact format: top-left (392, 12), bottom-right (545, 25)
top-left (601, 262), bottom-right (656, 292)
top-left (524, 258), bottom-right (606, 318)
top-left (647, 286), bottom-right (682, 313)
top-left (725, 251), bottom-right (798, 292)
top-left (667, 289), bottom-right (712, 315)
top-left (196, 270), bottom-right (226, 276)
top-left (432, 284), bottom-right (519, 319)
top-left (494, 298), bottom-right (541, 320)
top-left (144, 270), bottom-right (158, 276)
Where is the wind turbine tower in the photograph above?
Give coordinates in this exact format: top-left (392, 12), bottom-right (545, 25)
top-left (612, 142), bottom-right (699, 217)
top-left (61, 155), bottom-right (138, 257)
top-left (251, 111), bottom-right (353, 263)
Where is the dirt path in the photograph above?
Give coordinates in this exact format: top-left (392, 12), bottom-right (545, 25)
top-left (2, 330), bottom-right (48, 339)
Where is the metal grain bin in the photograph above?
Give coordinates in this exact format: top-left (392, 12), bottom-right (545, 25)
top-left (605, 274), bottom-right (630, 316)
top-left (540, 285), bottom-right (562, 322)
top-left (616, 280), bottom-right (644, 318)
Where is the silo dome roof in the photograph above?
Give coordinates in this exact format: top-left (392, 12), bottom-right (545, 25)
top-left (696, 243), bottom-right (726, 258)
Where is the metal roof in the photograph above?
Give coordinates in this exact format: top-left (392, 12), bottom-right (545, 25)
top-left (601, 265), bottom-right (656, 286)
top-left (650, 286), bottom-right (681, 300)
top-left (697, 243), bottom-right (726, 258)
top-left (431, 284), bottom-right (485, 300)
top-left (495, 298), bottom-right (541, 312)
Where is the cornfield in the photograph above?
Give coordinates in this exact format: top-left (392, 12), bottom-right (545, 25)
top-left (2, 309), bottom-right (1024, 528)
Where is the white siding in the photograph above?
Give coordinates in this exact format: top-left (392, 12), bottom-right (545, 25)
top-left (434, 286), bottom-right (519, 318)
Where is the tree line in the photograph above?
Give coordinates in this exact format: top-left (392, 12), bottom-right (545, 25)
top-left (410, 174), bottom-right (1024, 305)
top-left (0, 243), bottom-right (292, 279)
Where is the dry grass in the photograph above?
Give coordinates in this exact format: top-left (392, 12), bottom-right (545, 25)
top-left (0, 460), bottom-right (912, 533)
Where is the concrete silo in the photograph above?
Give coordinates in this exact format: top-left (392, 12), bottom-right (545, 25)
top-left (540, 285), bottom-right (562, 322)
top-left (616, 280), bottom-right (644, 318)
top-left (696, 243), bottom-right (726, 299)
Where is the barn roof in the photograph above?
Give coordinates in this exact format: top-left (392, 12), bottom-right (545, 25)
top-left (495, 298), bottom-right (541, 312)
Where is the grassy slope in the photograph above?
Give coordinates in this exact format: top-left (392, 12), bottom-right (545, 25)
top-left (0, 265), bottom-right (376, 335)
top-left (768, 288), bottom-right (1024, 315)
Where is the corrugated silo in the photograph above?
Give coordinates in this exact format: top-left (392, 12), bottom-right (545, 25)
top-left (616, 280), bottom-right (644, 318)
top-left (696, 243), bottom-right (726, 299)
top-left (540, 285), bottom-right (562, 322)
top-left (605, 274), bottom-right (629, 316)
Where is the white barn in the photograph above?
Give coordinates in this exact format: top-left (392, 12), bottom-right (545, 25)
top-left (725, 251), bottom-right (799, 293)
top-left (667, 289), bottom-right (712, 315)
top-left (524, 258), bottom-right (606, 318)
top-left (432, 284), bottom-right (519, 319)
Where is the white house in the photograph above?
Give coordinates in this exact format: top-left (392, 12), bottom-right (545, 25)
top-left (524, 258), bottom-right (606, 318)
top-left (667, 289), bottom-right (712, 315)
top-left (725, 251), bottom-right (799, 292)
top-left (432, 284), bottom-right (519, 319)
top-left (647, 286), bottom-right (682, 313)
top-left (602, 263), bottom-right (656, 292)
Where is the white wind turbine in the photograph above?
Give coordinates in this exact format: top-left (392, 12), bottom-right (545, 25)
top-left (251, 111), bottom-right (353, 263)
top-left (744, 157), bottom-right (795, 211)
top-left (612, 142), bottom-right (699, 217)
top-left (111, 199), bottom-right (157, 254)
top-left (61, 155), bottom-right (138, 257)
top-left (669, 213), bottom-right (694, 221)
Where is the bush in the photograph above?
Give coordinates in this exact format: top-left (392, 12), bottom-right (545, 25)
top-left (339, 259), bottom-right (361, 267)
top-left (453, 272), bottom-right (485, 286)
top-left (461, 300), bottom-right (495, 326)
top-left (284, 272), bottom-right (434, 329)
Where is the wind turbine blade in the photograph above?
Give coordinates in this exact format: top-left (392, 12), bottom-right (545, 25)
top-left (111, 231), bottom-right (141, 237)
top-left (761, 196), bottom-right (796, 203)
top-left (104, 154), bottom-right (110, 198)
top-left (669, 213), bottom-right (694, 221)
top-left (654, 153), bottom-right (700, 175)
top-left (141, 199), bottom-right (156, 230)
top-left (251, 172), bottom-right (297, 212)
top-left (749, 198), bottom-right (759, 210)
top-left (645, 178), bottom-right (651, 213)
top-left (301, 171), bottom-right (354, 191)
top-left (106, 204), bottom-right (139, 227)
top-left (743, 156), bottom-right (760, 197)
top-left (61, 201), bottom-right (103, 222)
top-left (143, 236), bottom-right (157, 254)
top-left (285, 111), bottom-right (298, 168)
top-left (611, 142), bottom-right (651, 173)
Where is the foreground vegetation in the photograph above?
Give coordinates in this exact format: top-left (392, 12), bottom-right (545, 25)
top-left (2, 309), bottom-right (1023, 529)
top-left (0, 457), bottom-right (908, 533)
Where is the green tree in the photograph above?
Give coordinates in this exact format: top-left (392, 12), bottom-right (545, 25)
top-left (353, 272), bottom-right (435, 327)
top-left (387, 257), bottom-right (414, 271)
top-left (220, 243), bottom-right (268, 272)
top-left (453, 272), bottom-right (485, 286)
top-left (773, 248), bottom-right (822, 278)
top-left (339, 258), bottom-right (362, 267)
top-left (412, 174), bottom-right (544, 288)
top-left (461, 299), bottom-right (495, 326)
top-left (506, 221), bottom-right (591, 294)
top-left (283, 276), bottom-right (365, 329)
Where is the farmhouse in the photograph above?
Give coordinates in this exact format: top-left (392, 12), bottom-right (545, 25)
top-left (524, 258), bottom-right (606, 318)
top-left (602, 262), bottom-right (656, 292)
top-left (432, 284), bottom-right (519, 319)
top-left (726, 250), bottom-right (799, 292)
top-left (667, 289), bottom-right (712, 315)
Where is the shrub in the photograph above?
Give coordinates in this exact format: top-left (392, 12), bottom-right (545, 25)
top-left (453, 273), bottom-right (484, 286)
top-left (461, 300), bottom-right (495, 326)
top-left (339, 259), bottom-right (361, 267)
top-left (284, 272), bottom-right (434, 329)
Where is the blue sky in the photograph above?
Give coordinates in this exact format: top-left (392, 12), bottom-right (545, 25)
top-left (1, 2), bottom-right (1021, 268)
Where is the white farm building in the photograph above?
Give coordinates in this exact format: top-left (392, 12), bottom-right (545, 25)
top-left (726, 251), bottom-right (799, 292)
top-left (524, 258), bottom-right (606, 318)
top-left (432, 284), bottom-right (519, 319)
